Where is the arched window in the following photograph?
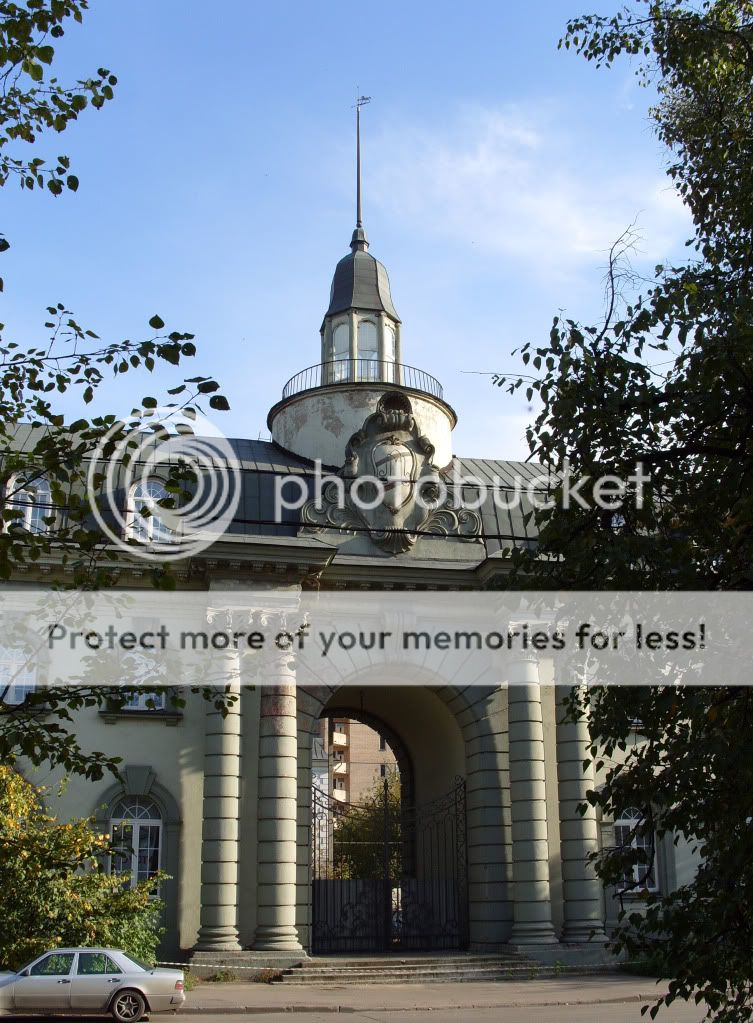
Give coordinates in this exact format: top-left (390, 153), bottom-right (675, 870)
top-left (4, 472), bottom-right (54, 534)
top-left (614, 806), bottom-right (657, 890)
top-left (357, 320), bottom-right (378, 380)
top-left (0, 643), bottom-right (37, 705)
top-left (110, 796), bottom-right (162, 888)
top-left (126, 479), bottom-right (175, 543)
top-left (331, 323), bottom-right (351, 382)
top-left (383, 323), bottom-right (396, 383)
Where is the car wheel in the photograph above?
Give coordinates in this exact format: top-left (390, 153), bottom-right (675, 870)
top-left (111, 988), bottom-right (147, 1023)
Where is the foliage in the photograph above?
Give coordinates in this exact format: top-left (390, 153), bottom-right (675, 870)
top-left (0, 1), bottom-right (236, 779)
top-left (0, 0), bottom-right (116, 202)
top-left (330, 768), bottom-right (402, 881)
top-left (494, 3), bottom-right (753, 1021)
top-left (0, 765), bottom-right (165, 970)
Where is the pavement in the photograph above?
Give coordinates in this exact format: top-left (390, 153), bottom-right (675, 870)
top-left (182, 974), bottom-right (669, 1015)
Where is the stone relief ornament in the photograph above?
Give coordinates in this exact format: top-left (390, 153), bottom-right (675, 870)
top-left (302, 392), bottom-right (482, 554)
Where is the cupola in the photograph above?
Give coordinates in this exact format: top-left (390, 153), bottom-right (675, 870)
top-left (268, 100), bottom-right (456, 469)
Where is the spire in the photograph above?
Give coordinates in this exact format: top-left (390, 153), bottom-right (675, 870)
top-left (351, 94), bottom-right (370, 253)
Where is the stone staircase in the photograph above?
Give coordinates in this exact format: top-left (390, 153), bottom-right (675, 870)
top-left (274, 951), bottom-right (611, 985)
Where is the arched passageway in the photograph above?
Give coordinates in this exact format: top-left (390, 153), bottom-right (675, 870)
top-left (296, 681), bottom-right (512, 954)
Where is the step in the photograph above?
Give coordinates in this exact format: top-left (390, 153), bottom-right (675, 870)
top-left (295, 955), bottom-right (528, 967)
top-left (285, 961), bottom-right (530, 975)
top-left (278, 965), bottom-right (617, 986)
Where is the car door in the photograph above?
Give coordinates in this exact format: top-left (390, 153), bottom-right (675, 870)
top-left (70, 952), bottom-right (124, 1010)
top-left (13, 951), bottom-right (75, 1010)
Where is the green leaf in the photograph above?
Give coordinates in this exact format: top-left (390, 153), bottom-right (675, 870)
top-left (208, 395), bottom-right (230, 411)
top-left (148, 314), bottom-right (165, 330)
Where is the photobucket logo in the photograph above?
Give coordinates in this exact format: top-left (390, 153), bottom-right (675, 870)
top-left (87, 406), bottom-right (242, 561)
top-left (274, 459), bottom-right (650, 520)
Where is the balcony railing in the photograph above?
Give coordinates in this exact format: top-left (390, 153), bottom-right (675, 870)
top-left (281, 359), bottom-right (444, 402)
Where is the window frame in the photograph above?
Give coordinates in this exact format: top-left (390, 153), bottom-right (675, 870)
top-left (76, 952), bottom-right (122, 976)
top-left (4, 471), bottom-right (55, 535)
top-left (125, 477), bottom-right (176, 544)
top-left (29, 952), bottom-right (75, 977)
top-left (357, 319), bottom-right (379, 380)
top-left (109, 796), bottom-right (163, 890)
top-left (613, 806), bottom-right (659, 893)
top-left (0, 642), bottom-right (39, 706)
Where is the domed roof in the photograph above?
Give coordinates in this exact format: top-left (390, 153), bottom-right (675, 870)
top-left (324, 227), bottom-right (400, 322)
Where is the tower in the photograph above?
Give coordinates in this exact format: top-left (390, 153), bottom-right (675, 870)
top-left (268, 101), bottom-right (457, 470)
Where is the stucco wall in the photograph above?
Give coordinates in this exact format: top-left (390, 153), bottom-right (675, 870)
top-left (269, 386), bottom-right (456, 469)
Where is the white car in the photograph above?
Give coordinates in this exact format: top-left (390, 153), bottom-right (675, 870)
top-left (0, 948), bottom-right (185, 1022)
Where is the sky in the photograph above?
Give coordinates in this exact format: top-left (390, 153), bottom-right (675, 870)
top-left (2, 0), bottom-right (692, 461)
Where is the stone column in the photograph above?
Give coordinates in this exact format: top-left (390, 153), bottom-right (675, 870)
top-left (556, 685), bottom-right (607, 943)
top-left (195, 650), bottom-right (242, 950)
top-left (253, 639), bottom-right (303, 951)
top-left (508, 655), bottom-right (558, 944)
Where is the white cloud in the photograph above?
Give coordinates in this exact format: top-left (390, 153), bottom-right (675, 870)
top-left (367, 104), bottom-right (690, 281)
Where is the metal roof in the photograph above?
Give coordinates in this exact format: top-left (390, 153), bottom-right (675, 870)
top-left (223, 439), bottom-right (548, 557)
top-left (325, 248), bottom-right (400, 321)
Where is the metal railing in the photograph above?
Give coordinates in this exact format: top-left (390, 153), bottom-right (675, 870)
top-left (281, 359), bottom-right (444, 402)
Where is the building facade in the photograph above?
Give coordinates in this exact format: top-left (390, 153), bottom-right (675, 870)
top-left (4, 208), bottom-right (700, 965)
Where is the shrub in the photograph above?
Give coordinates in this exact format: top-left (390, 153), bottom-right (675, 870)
top-left (0, 766), bottom-right (166, 970)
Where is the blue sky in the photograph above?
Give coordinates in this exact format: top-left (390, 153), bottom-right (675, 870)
top-left (3, 0), bottom-right (691, 460)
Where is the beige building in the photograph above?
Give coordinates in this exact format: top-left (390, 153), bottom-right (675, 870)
top-left (323, 718), bottom-right (398, 805)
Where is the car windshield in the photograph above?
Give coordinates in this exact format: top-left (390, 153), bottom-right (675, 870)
top-left (120, 954), bottom-right (152, 972)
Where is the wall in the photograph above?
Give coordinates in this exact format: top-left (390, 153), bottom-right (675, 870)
top-left (269, 386), bottom-right (456, 469)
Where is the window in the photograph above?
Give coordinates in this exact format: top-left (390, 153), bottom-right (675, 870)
top-left (0, 644), bottom-right (38, 705)
top-left (126, 479), bottom-right (175, 544)
top-left (77, 953), bottom-right (122, 976)
top-left (614, 807), bottom-right (657, 890)
top-left (121, 691), bottom-right (166, 712)
top-left (120, 954), bottom-right (151, 973)
top-left (5, 472), bottom-right (54, 534)
top-left (383, 324), bottom-right (396, 382)
top-left (332, 323), bottom-right (351, 381)
top-left (30, 953), bottom-right (74, 976)
top-left (357, 320), bottom-right (378, 380)
top-left (380, 764), bottom-right (386, 777)
top-left (334, 776), bottom-right (345, 790)
top-left (110, 796), bottom-right (162, 888)
top-left (379, 736), bottom-right (386, 751)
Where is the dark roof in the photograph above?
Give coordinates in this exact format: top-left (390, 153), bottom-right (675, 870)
top-left (224, 439), bottom-right (547, 556)
top-left (325, 248), bottom-right (400, 321)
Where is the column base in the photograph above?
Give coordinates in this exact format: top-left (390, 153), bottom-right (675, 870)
top-left (195, 927), bottom-right (242, 952)
top-left (561, 924), bottom-right (608, 944)
top-left (253, 927), bottom-right (303, 953)
top-left (510, 922), bottom-right (559, 945)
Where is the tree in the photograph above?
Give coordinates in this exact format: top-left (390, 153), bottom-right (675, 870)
top-left (0, 2), bottom-right (234, 779)
top-left (495, 3), bottom-right (753, 1020)
top-left (0, 765), bottom-right (165, 969)
top-left (330, 769), bottom-right (402, 881)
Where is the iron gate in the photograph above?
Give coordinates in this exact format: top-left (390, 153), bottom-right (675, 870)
top-left (311, 777), bottom-right (468, 954)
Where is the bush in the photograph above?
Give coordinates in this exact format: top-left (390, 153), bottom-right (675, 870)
top-left (0, 766), bottom-right (166, 970)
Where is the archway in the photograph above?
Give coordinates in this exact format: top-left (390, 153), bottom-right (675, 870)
top-left (300, 683), bottom-right (491, 954)
top-left (296, 679), bottom-right (513, 953)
